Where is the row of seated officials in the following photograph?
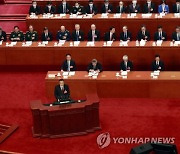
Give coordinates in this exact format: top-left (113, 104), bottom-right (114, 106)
top-left (29, 0), bottom-right (180, 15)
top-left (56, 53), bottom-right (164, 100)
top-left (0, 25), bottom-right (179, 42)
top-left (61, 54), bottom-right (164, 73)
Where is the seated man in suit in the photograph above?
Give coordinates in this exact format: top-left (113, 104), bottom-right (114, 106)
top-left (0, 27), bottom-right (7, 41)
top-left (41, 27), bottom-right (53, 41)
top-left (61, 54), bottom-right (76, 71)
top-left (143, 0), bottom-right (155, 13)
top-left (57, 0), bottom-right (71, 14)
top-left (172, 26), bottom-right (180, 42)
top-left (101, 0), bottom-right (113, 13)
top-left (120, 26), bottom-right (132, 42)
top-left (173, 0), bottom-right (180, 13)
top-left (120, 55), bottom-right (133, 71)
top-left (44, 1), bottom-right (56, 14)
top-left (25, 25), bottom-right (38, 41)
top-left (54, 79), bottom-right (70, 102)
top-left (154, 25), bottom-right (167, 41)
top-left (85, 0), bottom-right (98, 15)
top-left (71, 2), bottom-right (85, 15)
top-left (72, 24), bottom-right (84, 41)
top-left (88, 24), bottom-right (100, 41)
top-left (151, 54), bottom-right (164, 71)
top-left (10, 26), bottom-right (24, 42)
top-left (129, 0), bottom-right (141, 13)
top-left (136, 25), bottom-right (150, 41)
top-left (56, 25), bottom-right (70, 41)
top-left (87, 59), bottom-right (103, 73)
top-left (158, 0), bottom-right (169, 14)
top-left (29, 1), bottom-right (41, 15)
top-left (116, 1), bottom-right (126, 13)
top-left (104, 27), bottom-right (116, 41)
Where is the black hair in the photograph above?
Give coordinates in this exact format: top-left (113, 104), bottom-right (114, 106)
top-left (14, 26), bottom-right (19, 29)
top-left (155, 54), bottom-right (160, 58)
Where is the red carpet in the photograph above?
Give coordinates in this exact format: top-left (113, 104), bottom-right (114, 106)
top-left (0, 72), bottom-right (180, 154)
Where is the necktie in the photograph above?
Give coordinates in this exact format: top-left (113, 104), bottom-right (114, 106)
top-left (120, 6), bottom-right (122, 13)
top-left (110, 33), bottom-right (112, 41)
top-left (177, 33), bottom-right (179, 41)
top-left (68, 61), bottom-right (70, 71)
top-left (133, 4), bottom-right (136, 10)
top-left (156, 61), bottom-right (159, 66)
top-left (106, 5), bottom-right (108, 13)
top-left (90, 6), bottom-right (92, 13)
top-left (178, 4), bottom-right (180, 13)
top-left (124, 32), bottom-right (127, 40)
top-left (159, 32), bottom-right (161, 40)
top-left (76, 31), bottom-right (79, 41)
top-left (63, 4), bottom-right (66, 13)
top-left (148, 3), bottom-right (151, 12)
top-left (92, 31), bottom-right (95, 41)
top-left (61, 86), bottom-right (64, 91)
top-left (45, 33), bottom-right (48, 39)
top-left (125, 62), bottom-right (127, 69)
top-left (142, 31), bottom-right (145, 36)
top-left (162, 5), bottom-right (165, 13)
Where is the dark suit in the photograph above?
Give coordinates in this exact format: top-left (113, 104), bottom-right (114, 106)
top-left (25, 31), bottom-right (38, 41)
top-left (101, 4), bottom-right (113, 13)
top-left (151, 60), bottom-right (164, 71)
top-left (54, 84), bottom-right (70, 101)
top-left (104, 32), bottom-right (116, 41)
top-left (10, 31), bottom-right (24, 41)
top-left (120, 31), bottom-right (132, 41)
top-left (172, 4), bottom-right (180, 13)
top-left (44, 5), bottom-right (56, 14)
top-left (116, 6), bottom-right (126, 13)
top-left (71, 6), bottom-right (85, 14)
top-left (143, 2), bottom-right (155, 13)
top-left (29, 5), bottom-right (41, 15)
top-left (88, 30), bottom-right (100, 41)
top-left (72, 30), bottom-right (84, 41)
top-left (154, 31), bottom-right (167, 41)
top-left (129, 4), bottom-right (140, 13)
top-left (172, 32), bottom-right (180, 41)
top-left (86, 4), bottom-right (98, 14)
top-left (61, 60), bottom-right (76, 71)
top-left (87, 62), bottom-right (103, 72)
top-left (120, 61), bottom-right (133, 71)
top-left (137, 30), bottom-right (150, 41)
top-left (56, 30), bottom-right (70, 41)
top-left (41, 32), bottom-right (53, 41)
top-left (0, 31), bottom-right (7, 41)
top-left (57, 3), bottom-right (71, 14)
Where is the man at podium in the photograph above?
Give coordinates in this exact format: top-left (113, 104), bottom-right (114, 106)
top-left (54, 79), bottom-right (70, 102)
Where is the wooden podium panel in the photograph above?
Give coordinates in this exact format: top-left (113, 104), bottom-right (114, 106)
top-left (30, 94), bottom-right (100, 138)
top-left (45, 71), bottom-right (180, 99)
top-left (0, 41), bottom-right (180, 71)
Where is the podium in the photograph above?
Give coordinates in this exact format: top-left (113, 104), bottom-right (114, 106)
top-left (30, 94), bottom-right (101, 138)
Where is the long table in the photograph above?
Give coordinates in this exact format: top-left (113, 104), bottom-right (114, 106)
top-left (45, 71), bottom-right (180, 99)
top-left (0, 41), bottom-right (179, 71)
top-left (26, 14), bottom-right (179, 40)
top-left (36, 0), bottom-right (175, 13)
